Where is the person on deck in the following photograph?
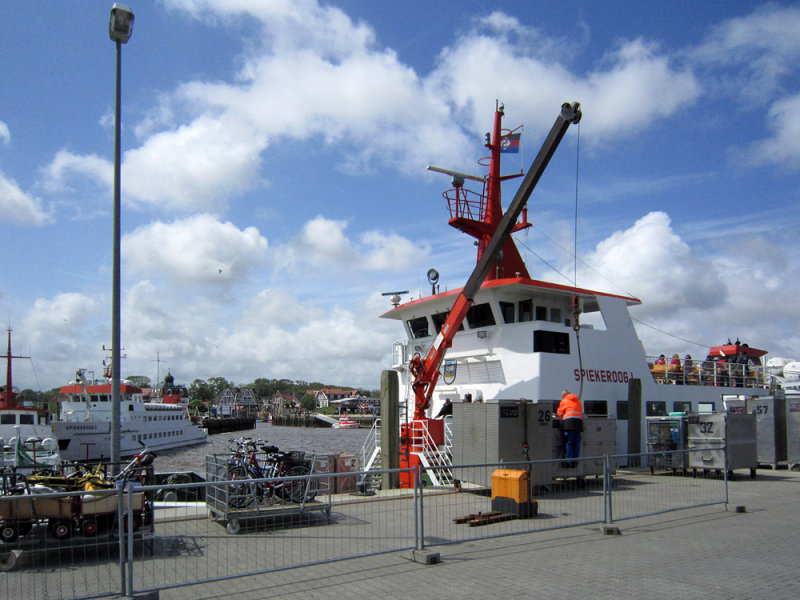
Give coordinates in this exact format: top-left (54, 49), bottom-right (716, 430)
top-left (655, 355), bottom-right (666, 365)
top-left (435, 398), bottom-right (453, 418)
top-left (556, 389), bottom-right (584, 467)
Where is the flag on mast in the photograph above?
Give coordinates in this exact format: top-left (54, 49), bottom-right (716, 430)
top-left (500, 132), bottom-right (521, 153)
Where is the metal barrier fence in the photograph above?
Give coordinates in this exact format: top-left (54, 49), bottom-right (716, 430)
top-left (2, 449), bottom-right (731, 599)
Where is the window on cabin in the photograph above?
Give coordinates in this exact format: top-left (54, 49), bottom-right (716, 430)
top-left (646, 401), bottom-right (667, 416)
top-left (467, 303), bottom-right (495, 328)
top-left (698, 402), bottom-right (715, 413)
top-left (535, 306), bottom-right (548, 321)
top-left (550, 308), bottom-right (562, 324)
top-left (500, 301), bottom-right (516, 324)
top-left (673, 401), bottom-right (692, 413)
top-left (519, 299), bottom-right (533, 322)
top-left (533, 330), bottom-right (570, 354)
top-left (407, 316), bottom-right (429, 338)
top-left (584, 401), bottom-right (608, 417)
top-left (1, 415), bottom-right (14, 425)
top-left (616, 401), bottom-right (628, 420)
top-left (19, 414), bottom-right (34, 425)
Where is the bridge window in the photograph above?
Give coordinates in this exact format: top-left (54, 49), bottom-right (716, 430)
top-left (407, 316), bottom-right (429, 338)
top-left (698, 402), bottom-right (715, 413)
top-left (0, 414), bottom-right (14, 425)
top-left (500, 301), bottom-right (516, 324)
top-left (535, 306), bottom-right (548, 321)
top-left (431, 311), bottom-right (464, 334)
top-left (519, 299), bottom-right (533, 322)
top-left (646, 401), bottom-right (667, 416)
top-left (467, 303), bottom-right (496, 328)
top-left (550, 308), bottom-right (562, 324)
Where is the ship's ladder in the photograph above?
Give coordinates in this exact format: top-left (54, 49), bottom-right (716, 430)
top-left (409, 417), bottom-right (454, 486)
top-left (359, 418), bottom-right (383, 489)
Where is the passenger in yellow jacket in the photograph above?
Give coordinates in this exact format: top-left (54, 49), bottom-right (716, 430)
top-left (557, 389), bottom-right (584, 466)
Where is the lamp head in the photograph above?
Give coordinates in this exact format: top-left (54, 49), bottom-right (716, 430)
top-left (109, 3), bottom-right (134, 43)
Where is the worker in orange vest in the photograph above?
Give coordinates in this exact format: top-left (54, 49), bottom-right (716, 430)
top-left (556, 389), bottom-right (584, 467)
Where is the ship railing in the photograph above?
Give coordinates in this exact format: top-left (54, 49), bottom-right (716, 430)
top-left (443, 186), bottom-right (486, 222)
top-left (391, 340), bottom-right (408, 368)
top-left (407, 419), bottom-right (453, 486)
top-left (647, 356), bottom-right (768, 388)
top-left (360, 419), bottom-right (381, 474)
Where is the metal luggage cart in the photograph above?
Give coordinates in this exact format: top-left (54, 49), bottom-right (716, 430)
top-left (646, 414), bottom-right (689, 473)
top-left (205, 453), bottom-right (332, 534)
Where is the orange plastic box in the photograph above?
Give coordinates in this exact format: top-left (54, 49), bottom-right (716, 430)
top-left (491, 469), bottom-right (529, 503)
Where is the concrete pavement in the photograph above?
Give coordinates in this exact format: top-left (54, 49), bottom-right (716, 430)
top-left (158, 468), bottom-right (800, 600)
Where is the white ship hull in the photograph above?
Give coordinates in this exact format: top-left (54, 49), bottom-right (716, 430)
top-left (55, 379), bottom-right (208, 461)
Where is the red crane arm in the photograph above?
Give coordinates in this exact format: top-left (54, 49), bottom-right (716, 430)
top-left (410, 102), bottom-right (582, 420)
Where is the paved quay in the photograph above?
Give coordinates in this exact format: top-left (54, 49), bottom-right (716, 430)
top-left (158, 468), bottom-right (800, 600)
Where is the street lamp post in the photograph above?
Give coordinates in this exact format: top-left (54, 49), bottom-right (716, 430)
top-left (109, 3), bottom-right (134, 473)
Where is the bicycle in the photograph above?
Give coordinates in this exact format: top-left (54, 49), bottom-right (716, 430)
top-left (225, 438), bottom-right (316, 508)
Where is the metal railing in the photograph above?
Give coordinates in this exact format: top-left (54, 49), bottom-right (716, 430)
top-left (2, 448), bottom-right (732, 599)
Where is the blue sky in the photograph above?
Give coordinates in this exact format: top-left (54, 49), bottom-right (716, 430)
top-left (2, 1), bottom-right (800, 392)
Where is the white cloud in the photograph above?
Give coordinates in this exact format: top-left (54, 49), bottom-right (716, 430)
top-left (431, 22), bottom-right (700, 140)
top-left (0, 121), bottom-right (9, 145)
top-left (743, 93), bottom-right (800, 169)
top-left (40, 150), bottom-right (111, 194)
top-left (576, 212), bottom-right (722, 315)
top-left (0, 169), bottom-right (52, 225)
top-left (691, 4), bottom-right (800, 103)
top-left (21, 293), bottom-right (101, 365)
top-left (276, 216), bottom-right (428, 275)
top-left (123, 214), bottom-right (268, 285)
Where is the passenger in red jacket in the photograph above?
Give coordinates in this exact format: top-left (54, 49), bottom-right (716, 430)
top-left (556, 389), bottom-right (584, 467)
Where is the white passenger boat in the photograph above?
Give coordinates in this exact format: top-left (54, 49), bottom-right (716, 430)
top-left (379, 102), bottom-right (776, 464)
top-left (52, 368), bottom-right (207, 462)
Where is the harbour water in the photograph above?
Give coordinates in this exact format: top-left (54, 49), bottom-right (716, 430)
top-left (154, 421), bottom-right (371, 474)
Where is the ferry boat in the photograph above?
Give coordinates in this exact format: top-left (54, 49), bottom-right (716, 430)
top-left (378, 102), bottom-right (775, 459)
top-left (52, 367), bottom-right (207, 462)
top-left (0, 328), bottom-right (61, 469)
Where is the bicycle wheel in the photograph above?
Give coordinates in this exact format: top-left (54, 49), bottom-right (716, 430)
top-left (227, 466), bottom-right (254, 508)
top-left (285, 465), bottom-right (315, 502)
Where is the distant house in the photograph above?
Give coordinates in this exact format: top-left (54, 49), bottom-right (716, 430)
top-left (213, 387), bottom-right (260, 418)
top-left (271, 391), bottom-right (300, 415)
top-left (307, 387), bottom-right (359, 409)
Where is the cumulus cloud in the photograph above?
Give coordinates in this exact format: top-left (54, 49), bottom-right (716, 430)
top-left (574, 212), bottom-right (722, 314)
top-left (742, 93), bottom-right (800, 169)
top-left (277, 215), bottom-right (428, 274)
top-left (21, 293), bottom-right (102, 364)
top-left (123, 214), bottom-right (268, 285)
top-left (690, 4), bottom-right (800, 102)
top-left (0, 121), bottom-right (9, 145)
top-left (0, 169), bottom-right (52, 225)
top-left (430, 18), bottom-right (700, 140)
top-left (44, 1), bottom-right (706, 216)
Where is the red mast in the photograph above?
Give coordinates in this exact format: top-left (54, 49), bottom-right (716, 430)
top-left (0, 328), bottom-right (28, 410)
top-left (444, 103), bottom-right (531, 279)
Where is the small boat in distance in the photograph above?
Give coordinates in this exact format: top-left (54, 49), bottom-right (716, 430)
top-left (332, 413), bottom-right (360, 429)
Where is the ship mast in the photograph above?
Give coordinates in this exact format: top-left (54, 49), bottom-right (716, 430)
top-left (0, 328), bottom-right (29, 410)
top-left (444, 102), bottom-right (532, 280)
